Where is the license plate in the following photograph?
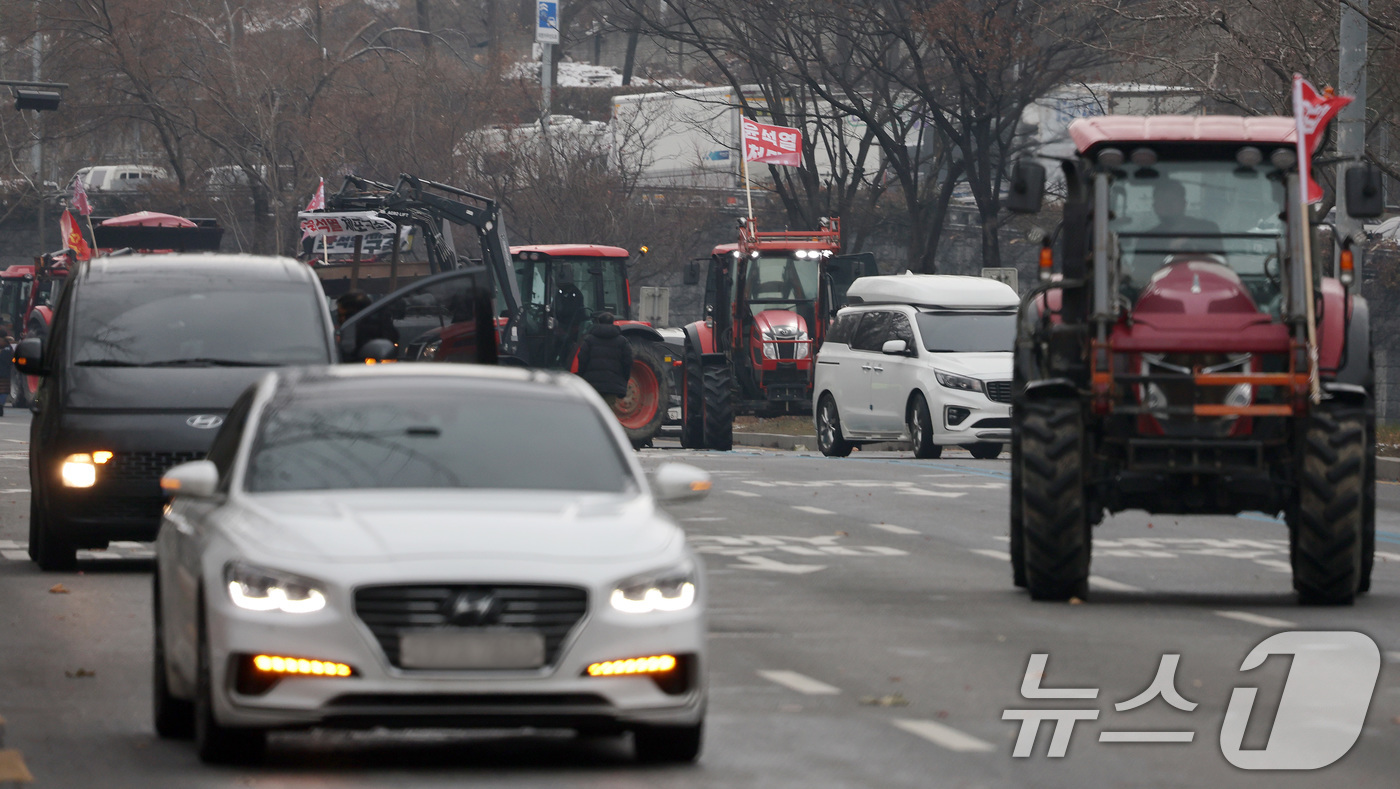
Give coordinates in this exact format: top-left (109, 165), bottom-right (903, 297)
top-left (398, 630), bottom-right (546, 670)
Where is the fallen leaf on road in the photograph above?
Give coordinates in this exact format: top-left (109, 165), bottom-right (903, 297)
top-left (835, 530), bottom-right (848, 537)
top-left (65, 668), bottom-right (95, 678)
top-left (1393, 716), bottom-right (1400, 725)
top-left (49, 584), bottom-right (69, 594)
top-left (936, 710), bottom-right (949, 719)
top-left (860, 694), bottom-right (909, 707)
top-left (1068, 597), bottom-right (1084, 605)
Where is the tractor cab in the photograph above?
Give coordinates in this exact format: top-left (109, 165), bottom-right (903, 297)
top-left (509, 245), bottom-right (636, 369)
top-left (0, 265), bottom-right (35, 336)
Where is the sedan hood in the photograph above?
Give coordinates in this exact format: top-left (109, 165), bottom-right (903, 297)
top-left (65, 366), bottom-right (276, 411)
top-left (230, 490), bottom-right (678, 564)
top-left (924, 351), bottom-right (1012, 381)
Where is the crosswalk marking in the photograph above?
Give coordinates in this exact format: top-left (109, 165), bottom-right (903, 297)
top-left (891, 719), bottom-right (995, 753)
top-left (1215, 610), bottom-right (1296, 628)
top-left (870, 523), bottom-right (920, 535)
top-left (757, 670), bottom-right (841, 695)
top-left (969, 548), bottom-right (1008, 561)
top-left (0, 542), bottom-right (155, 562)
top-left (792, 505), bottom-right (834, 515)
top-left (1088, 576), bottom-right (1143, 593)
top-left (728, 490), bottom-right (761, 497)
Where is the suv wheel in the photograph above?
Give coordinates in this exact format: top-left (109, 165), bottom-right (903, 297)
top-left (816, 395), bottom-right (853, 457)
top-left (908, 394), bottom-right (941, 459)
top-left (969, 442), bottom-right (1002, 460)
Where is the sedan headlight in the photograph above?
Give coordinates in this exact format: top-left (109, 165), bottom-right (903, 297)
top-left (934, 370), bottom-right (984, 394)
top-left (611, 561), bottom-right (697, 614)
top-left (225, 561), bottom-right (327, 614)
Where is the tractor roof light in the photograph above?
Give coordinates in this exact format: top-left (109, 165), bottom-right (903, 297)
top-left (1129, 147), bottom-right (1157, 167)
top-left (1236, 146), bottom-right (1263, 167)
top-left (1269, 148), bottom-right (1297, 170)
top-left (1097, 148), bottom-right (1125, 169)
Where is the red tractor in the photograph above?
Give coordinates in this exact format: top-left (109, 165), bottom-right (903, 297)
top-left (509, 244), bottom-right (675, 446)
top-left (1005, 115), bottom-right (1382, 604)
top-left (678, 217), bottom-right (877, 450)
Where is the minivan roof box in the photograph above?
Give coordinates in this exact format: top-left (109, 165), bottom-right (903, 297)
top-left (845, 272), bottom-right (1019, 310)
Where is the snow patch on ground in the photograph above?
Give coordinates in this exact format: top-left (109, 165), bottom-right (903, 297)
top-left (509, 59), bottom-right (703, 89)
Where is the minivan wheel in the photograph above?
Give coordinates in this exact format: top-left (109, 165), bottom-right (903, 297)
top-left (969, 442), bottom-right (1003, 460)
top-left (816, 395), bottom-right (853, 457)
top-left (908, 394), bottom-right (941, 459)
top-left (29, 494), bottom-right (77, 572)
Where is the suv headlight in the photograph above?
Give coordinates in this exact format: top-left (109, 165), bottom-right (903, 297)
top-left (225, 561), bottom-right (327, 614)
top-left (934, 370), bottom-right (984, 394)
top-left (611, 561), bottom-right (697, 614)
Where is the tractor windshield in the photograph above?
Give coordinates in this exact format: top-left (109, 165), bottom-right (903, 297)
top-left (1109, 160), bottom-right (1286, 311)
top-left (743, 256), bottom-right (820, 316)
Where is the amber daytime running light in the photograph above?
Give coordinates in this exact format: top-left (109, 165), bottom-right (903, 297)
top-left (587, 655), bottom-right (678, 677)
top-left (252, 654), bottom-right (353, 677)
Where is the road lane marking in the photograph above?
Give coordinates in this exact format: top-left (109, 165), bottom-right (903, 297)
top-left (1099, 731), bottom-right (1194, 743)
top-left (969, 548), bottom-right (1009, 561)
top-left (728, 490), bottom-right (761, 497)
top-left (0, 550), bottom-right (28, 561)
top-left (729, 555), bottom-right (826, 574)
top-left (1088, 576), bottom-right (1143, 593)
top-left (0, 540), bottom-right (19, 549)
top-left (682, 517), bottom-right (728, 522)
top-left (792, 505), bottom-right (834, 515)
top-left (757, 670), bottom-right (841, 695)
top-left (1253, 559), bottom-right (1293, 573)
top-left (1215, 611), bottom-right (1296, 628)
top-left (891, 719), bottom-right (996, 753)
top-left (870, 523), bottom-right (920, 535)
top-left (0, 489), bottom-right (29, 493)
top-left (1387, 652), bottom-right (1400, 663)
top-left (1375, 550), bottom-right (1400, 562)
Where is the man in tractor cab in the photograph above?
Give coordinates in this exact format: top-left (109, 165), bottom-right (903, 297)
top-left (1147, 178), bottom-right (1221, 238)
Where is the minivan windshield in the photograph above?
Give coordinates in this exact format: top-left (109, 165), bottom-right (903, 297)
top-left (915, 311), bottom-right (1015, 353)
top-left (246, 385), bottom-right (634, 494)
top-left (71, 280), bottom-right (328, 367)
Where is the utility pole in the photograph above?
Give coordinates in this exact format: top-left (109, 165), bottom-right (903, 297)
top-left (1337, 0), bottom-right (1367, 279)
top-left (32, 0), bottom-right (45, 255)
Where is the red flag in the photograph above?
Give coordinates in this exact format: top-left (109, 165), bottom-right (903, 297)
top-left (302, 177), bottom-right (325, 241)
top-left (70, 175), bottom-right (92, 216)
top-left (1292, 75), bottom-right (1353, 204)
top-left (741, 117), bottom-right (803, 167)
top-left (60, 209), bottom-right (92, 261)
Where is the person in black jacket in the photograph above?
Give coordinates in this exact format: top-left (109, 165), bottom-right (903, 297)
top-left (575, 312), bottom-right (633, 408)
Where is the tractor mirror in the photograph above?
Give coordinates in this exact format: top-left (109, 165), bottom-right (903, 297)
top-left (1345, 163), bottom-right (1385, 219)
top-left (683, 260), bottom-right (701, 286)
top-left (1006, 160), bottom-right (1046, 214)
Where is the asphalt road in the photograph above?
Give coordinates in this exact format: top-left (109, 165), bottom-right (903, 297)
top-left (1, 408), bottom-right (1398, 787)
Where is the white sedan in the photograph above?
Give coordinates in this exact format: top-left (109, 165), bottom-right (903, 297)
top-left (152, 365), bottom-right (711, 765)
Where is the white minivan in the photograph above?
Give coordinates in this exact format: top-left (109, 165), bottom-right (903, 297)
top-left (812, 273), bottom-right (1018, 458)
top-left (73, 164), bottom-right (172, 191)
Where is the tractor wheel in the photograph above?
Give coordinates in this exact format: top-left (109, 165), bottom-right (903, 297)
top-left (701, 362), bottom-right (733, 451)
top-left (816, 394), bottom-right (853, 457)
top-left (1360, 410), bottom-right (1376, 594)
top-left (908, 393), bottom-right (941, 459)
top-left (1292, 404), bottom-right (1365, 605)
top-left (616, 341), bottom-right (671, 449)
top-left (680, 344), bottom-right (704, 449)
top-left (1009, 422), bottom-right (1026, 588)
top-left (969, 442), bottom-right (1003, 460)
top-left (1020, 399), bottom-right (1090, 601)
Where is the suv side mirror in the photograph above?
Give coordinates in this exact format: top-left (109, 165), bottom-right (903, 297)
top-left (1346, 163), bottom-right (1384, 219)
top-left (683, 261), bottom-right (701, 286)
top-left (13, 337), bottom-right (45, 376)
top-left (1006, 160), bottom-right (1046, 214)
top-left (881, 339), bottom-right (908, 355)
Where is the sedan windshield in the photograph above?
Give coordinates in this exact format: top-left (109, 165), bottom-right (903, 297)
top-left (72, 281), bottom-right (328, 366)
top-left (246, 387), bottom-right (634, 494)
top-left (915, 311), bottom-right (1015, 353)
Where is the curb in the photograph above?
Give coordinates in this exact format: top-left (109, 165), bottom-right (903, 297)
top-left (0, 715), bottom-right (35, 785)
top-left (731, 431), bottom-right (911, 452)
top-left (1379, 457), bottom-right (1400, 483)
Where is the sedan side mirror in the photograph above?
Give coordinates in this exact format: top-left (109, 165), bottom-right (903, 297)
top-left (881, 339), bottom-right (908, 355)
top-left (1345, 163), bottom-right (1385, 219)
top-left (13, 337), bottom-right (45, 376)
top-left (651, 462), bottom-right (712, 503)
top-left (356, 338), bottom-right (398, 364)
top-left (161, 460), bottom-right (220, 499)
top-left (1006, 160), bottom-right (1046, 214)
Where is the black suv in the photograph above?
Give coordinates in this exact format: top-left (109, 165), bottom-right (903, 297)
top-left (17, 255), bottom-right (337, 570)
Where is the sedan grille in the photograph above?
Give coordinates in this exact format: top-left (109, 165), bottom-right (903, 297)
top-left (354, 585), bottom-right (588, 669)
top-left (985, 380), bottom-right (1013, 404)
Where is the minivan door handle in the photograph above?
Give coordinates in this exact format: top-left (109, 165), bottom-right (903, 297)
top-left (860, 363), bottom-right (873, 372)
top-left (871, 365), bottom-right (884, 373)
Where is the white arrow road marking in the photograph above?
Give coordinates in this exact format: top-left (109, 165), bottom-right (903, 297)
top-left (729, 555), bottom-right (826, 574)
top-left (1215, 610), bottom-right (1296, 628)
top-left (870, 523), bottom-right (920, 535)
top-left (1088, 576), bottom-right (1143, 593)
top-left (757, 670), bottom-right (841, 695)
top-left (891, 719), bottom-right (996, 753)
top-left (792, 505), bottom-right (834, 515)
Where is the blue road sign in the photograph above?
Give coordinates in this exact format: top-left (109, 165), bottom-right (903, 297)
top-left (536, 2), bottom-right (560, 44)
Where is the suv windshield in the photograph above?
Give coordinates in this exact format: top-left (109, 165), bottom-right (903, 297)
top-left (1110, 160), bottom-right (1285, 308)
top-left (71, 280), bottom-right (328, 366)
top-left (915, 311), bottom-right (1016, 353)
top-left (246, 385), bottom-right (634, 493)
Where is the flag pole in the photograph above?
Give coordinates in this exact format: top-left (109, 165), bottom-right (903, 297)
top-left (742, 156), bottom-right (754, 221)
top-left (1294, 75), bottom-right (1322, 405)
